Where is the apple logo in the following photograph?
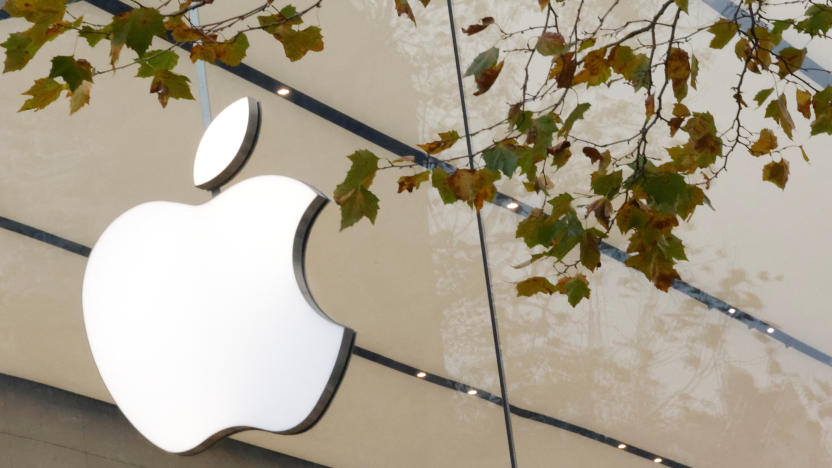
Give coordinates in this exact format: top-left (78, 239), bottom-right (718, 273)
top-left (82, 97), bottom-right (355, 454)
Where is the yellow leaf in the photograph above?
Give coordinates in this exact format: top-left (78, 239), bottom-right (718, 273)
top-left (749, 128), bottom-right (777, 156)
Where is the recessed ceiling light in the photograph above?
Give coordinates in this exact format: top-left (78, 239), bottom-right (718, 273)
top-left (277, 87), bottom-right (290, 96)
top-left (467, 389), bottom-right (477, 395)
top-left (653, 457), bottom-right (662, 463)
top-left (506, 201), bottom-right (519, 210)
top-left (617, 443), bottom-right (627, 449)
top-left (728, 308), bottom-right (736, 314)
top-left (767, 327), bottom-right (775, 334)
top-left (416, 371), bottom-right (426, 378)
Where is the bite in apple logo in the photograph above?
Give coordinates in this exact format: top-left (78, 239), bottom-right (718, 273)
top-left (82, 97), bottom-right (355, 454)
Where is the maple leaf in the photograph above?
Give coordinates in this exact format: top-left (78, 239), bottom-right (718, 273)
top-left (551, 52), bottom-right (577, 88)
top-left (580, 229), bottom-right (603, 271)
top-left (516, 277), bottom-right (557, 297)
top-left (1, 20), bottom-right (73, 72)
top-left (111, 8), bottom-right (165, 64)
top-left (556, 275), bottom-right (590, 306)
top-left (749, 129), bottom-right (777, 156)
top-left (397, 171), bottom-right (430, 193)
top-left (462, 17), bottom-right (494, 35)
top-left (394, 0), bottom-right (415, 24)
top-left (190, 33), bottom-right (250, 66)
top-left (559, 102), bottom-right (590, 137)
top-left (762, 158), bottom-right (789, 189)
top-left (797, 5), bottom-right (832, 37)
top-left (447, 168), bottom-right (501, 211)
top-left (548, 140), bottom-right (572, 168)
top-left (573, 48), bottom-right (610, 87)
top-left (666, 48), bottom-right (690, 101)
top-left (796, 89), bottom-right (812, 119)
top-left (2, 0), bottom-right (65, 25)
top-left (136, 50), bottom-right (178, 77)
top-left (535, 32), bottom-right (566, 56)
top-left (708, 19), bottom-right (738, 49)
top-left (149, 70), bottom-right (194, 107)
top-left (516, 209), bottom-right (557, 248)
top-left (418, 130), bottom-right (460, 155)
top-left (810, 86), bottom-right (832, 135)
top-left (274, 26), bottom-right (324, 62)
top-left (431, 168), bottom-right (458, 204)
top-left (69, 80), bottom-right (92, 114)
top-left (585, 197), bottom-right (612, 229)
top-left (483, 143), bottom-right (519, 177)
top-left (765, 94), bottom-right (795, 139)
top-left (591, 169), bottom-right (623, 199)
top-left (18, 77), bottom-right (63, 112)
top-left (674, 0), bottom-right (688, 13)
top-left (609, 45), bottom-right (650, 90)
top-left (690, 54), bottom-right (699, 89)
top-left (334, 150), bottom-right (381, 229)
top-left (753, 88), bottom-right (773, 106)
top-left (464, 47), bottom-right (504, 95)
top-left (776, 47), bottom-right (806, 78)
top-left (49, 56), bottom-right (93, 91)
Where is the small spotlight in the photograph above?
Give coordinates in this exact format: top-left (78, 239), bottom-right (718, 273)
top-left (617, 443), bottom-right (627, 449)
top-left (653, 458), bottom-right (663, 463)
top-left (728, 308), bottom-right (736, 314)
top-left (767, 327), bottom-right (775, 334)
top-left (416, 371), bottom-right (427, 378)
top-left (506, 201), bottom-right (519, 210)
top-left (277, 87), bottom-right (290, 96)
top-left (467, 389), bottom-right (477, 395)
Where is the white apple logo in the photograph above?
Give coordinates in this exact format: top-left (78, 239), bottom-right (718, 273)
top-left (82, 97), bottom-right (355, 454)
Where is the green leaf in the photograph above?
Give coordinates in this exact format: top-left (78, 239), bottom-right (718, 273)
top-left (674, 0), bottom-right (688, 13)
top-left (49, 56), bottom-right (93, 91)
top-left (765, 94), bottom-right (795, 139)
top-left (796, 5), bottom-right (832, 37)
top-left (516, 276), bottom-right (557, 297)
top-left (136, 49), bottom-right (179, 77)
top-left (556, 275), bottom-right (590, 306)
top-left (111, 8), bottom-right (165, 63)
top-left (516, 209), bottom-right (557, 248)
top-left (1, 22), bottom-right (68, 72)
top-left (3, 0), bottom-right (65, 25)
top-left (708, 19), bottom-right (738, 49)
top-left (559, 102), bottom-right (590, 137)
top-left (591, 169), bottom-right (623, 198)
top-left (690, 54), bottom-right (698, 89)
top-left (762, 158), bottom-right (789, 189)
top-left (148, 70), bottom-right (193, 107)
top-left (273, 25), bottom-right (324, 62)
top-left (753, 88), bottom-right (774, 106)
top-left (811, 87), bottom-right (832, 135)
top-left (334, 150), bottom-right (381, 229)
top-left (431, 168), bottom-right (458, 204)
top-left (482, 144), bottom-right (519, 177)
top-left (79, 23), bottom-right (111, 47)
top-left (548, 193), bottom-right (574, 219)
top-left (531, 113), bottom-right (558, 150)
top-left (464, 47), bottom-right (499, 77)
top-left (18, 77), bottom-right (63, 112)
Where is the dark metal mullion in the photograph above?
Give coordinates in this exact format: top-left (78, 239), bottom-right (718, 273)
top-left (444, 1), bottom-right (518, 467)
